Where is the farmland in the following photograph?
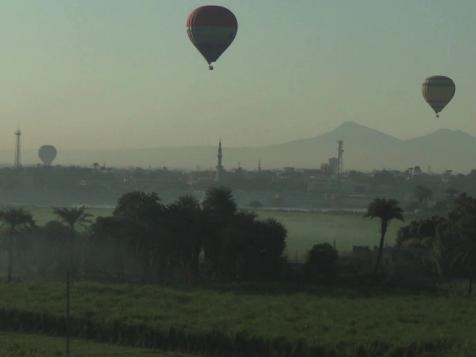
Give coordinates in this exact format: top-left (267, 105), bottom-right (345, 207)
top-left (0, 282), bottom-right (474, 356)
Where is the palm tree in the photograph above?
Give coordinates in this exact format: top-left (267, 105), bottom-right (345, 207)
top-left (0, 208), bottom-right (34, 283)
top-left (365, 198), bottom-right (404, 273)
top-left (54, 207), bottom-right (91, 232)
top-left (53, 207), bottom-right (91, 356)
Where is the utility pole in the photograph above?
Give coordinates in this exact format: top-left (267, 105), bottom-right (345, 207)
top-left (337, 140), bottom-right (344, 177)
top-left (66, 268), bottom-right (70, 356)
top-left (14, 130), bottom-right (21, 168)
top-left (65, 228), bottom-right (75, 357)
top-left (336, 140), bottom-right (344, 209)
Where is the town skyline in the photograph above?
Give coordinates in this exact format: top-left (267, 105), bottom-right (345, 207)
top-left (4, 121), bottom-right (476, 173)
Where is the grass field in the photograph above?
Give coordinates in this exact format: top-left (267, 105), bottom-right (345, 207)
top-left (0, 282), bottom-right (475, 356)
top-left (0, 331), bottom-right (197, 356)
top-left (256, 210), bottom-right (405, 259)
top-left (24, 207), bottom-right (405, 260)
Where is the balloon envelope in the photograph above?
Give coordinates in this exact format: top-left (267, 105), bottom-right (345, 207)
top-left (38, 145), bottom-right (57, 165)
top-left (187, 6), bottom-right (238, 69)
top-left (422, 76), bottom-right (455, 117)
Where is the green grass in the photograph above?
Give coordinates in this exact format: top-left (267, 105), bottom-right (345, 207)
top-left (0, 282), bottom-right (475, 356)
top-left (0, 331), bottom-right (197, 356)
top-left (256, 210), bottom-right (405, 258)
top-left (24, 207), bottom-right (405, 259)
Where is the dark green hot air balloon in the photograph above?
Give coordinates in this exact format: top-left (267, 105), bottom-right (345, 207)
top-left (422, 76), bottom-right (456, 118)
top-left (187, 6), bottom-right (238, 70)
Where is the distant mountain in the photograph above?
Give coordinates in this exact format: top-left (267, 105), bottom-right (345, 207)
top-left (265, 121), bottom-right (403, 170)
top-left (404, 129), bottom-right (476, 172)
top-left (5, 122), bottom-right (476, 172)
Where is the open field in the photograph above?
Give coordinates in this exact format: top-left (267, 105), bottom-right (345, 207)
top-left (23, 207), bottom-right (405, 259)
top-left (0, 282), bottom-right (475, 356)
top-left (256, 210), bottom-right (405, 258)
top-left (0, 331), bottom-right (197, 357)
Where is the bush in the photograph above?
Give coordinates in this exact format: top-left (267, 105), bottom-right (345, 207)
top-left (221, 214), bottom-right (287, 281)
top-left (304, 243), bottom-right (338, 282)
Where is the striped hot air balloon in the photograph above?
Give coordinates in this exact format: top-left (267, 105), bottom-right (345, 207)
top-left (187, 6), bottom-right (238, 70)
top-left (422, 76), bottom-right (455, 118)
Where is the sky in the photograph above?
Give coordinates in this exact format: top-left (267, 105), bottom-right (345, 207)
top-left (0, 0), bottom-right (475, 151)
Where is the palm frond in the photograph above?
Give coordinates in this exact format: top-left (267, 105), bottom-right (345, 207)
top-left (54, 206), bottom-right (92, 230)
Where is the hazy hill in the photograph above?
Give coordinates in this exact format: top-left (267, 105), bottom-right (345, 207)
top-left (6, 122), bottom-right (476, 172)
top-left (404, 129), bottom-right (476, 172)
top-left (264, 121), bottom-right (403, 170)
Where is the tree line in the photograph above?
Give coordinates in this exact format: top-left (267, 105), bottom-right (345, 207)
top-left (2, 188), bottom-right (476, 292)
top-left (0, 187), bottom-right (290, 284)
top-left (397, 193), bottom-right (476, 294)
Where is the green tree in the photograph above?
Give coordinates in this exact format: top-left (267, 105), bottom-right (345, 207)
top-left (89, 216), bottom-right (133, 282)
top-left (0, 208), bottom-right (34, 283)
top-left (165, 195), bottom-right (204, 280)
top-left (113, 191), bottom-right (163, 222)
top-left (397, 216), bottom-right (444, 247)
top-left (202, 187), bottom-right (237, 271)
top-left (113, 192), bottom-right (165, 283)
top-left (304, 243), bottom-right (338, 282)
top-left (221, 213), bottom-right (287, 281)
top-left (202, 187), bottom-right (237, 219)
top-left (436, 194), bottom-right (476, 295)
top-left (365, 198), bottom-right (404, 274)
top-left (54, 207), bottom-right (91, 232)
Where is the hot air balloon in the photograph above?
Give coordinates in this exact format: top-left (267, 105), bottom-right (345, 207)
top-left (38, 145), bottom-right (57, 166)
top-left (422, 76), bottom-right (455, 118)
top-left (187, 6), bottom-right (238, 70)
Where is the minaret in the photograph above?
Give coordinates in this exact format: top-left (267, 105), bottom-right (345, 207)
top-left (14, 130), bottom-right (22, 169)
top-left (216, 140), bottom-right (224, 182)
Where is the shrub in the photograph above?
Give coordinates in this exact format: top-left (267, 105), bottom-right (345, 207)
top-left (304, 243), bottom-right (338, 282)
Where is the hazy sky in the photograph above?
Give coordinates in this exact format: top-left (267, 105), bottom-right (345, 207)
top-left (0, 0), bottom-right (475, 151)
